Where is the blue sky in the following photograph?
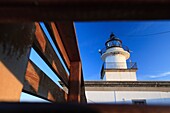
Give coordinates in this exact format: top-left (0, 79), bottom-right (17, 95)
top-left (21, 21), bottom-right (170, 102)
top-left (75, 21), bottom-right (170, 81)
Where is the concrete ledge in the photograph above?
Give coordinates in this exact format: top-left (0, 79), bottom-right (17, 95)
top-left (84, 81), bottom-right (170, 91)
top-left (85, 81), bottom-right (170, 87)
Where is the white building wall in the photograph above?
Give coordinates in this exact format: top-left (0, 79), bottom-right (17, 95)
top-left (85, 91), bottom-right (115, 103)
top-left (105, 71), bottom-right (137, 81)
top-left (86, 91), bottom-right (170, 105)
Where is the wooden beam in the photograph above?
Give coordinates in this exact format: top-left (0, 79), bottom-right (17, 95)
top-left (45, 22), bottom-right (71, 70)
top-left (80, 68), bottom-right (87, 103)
top-left (0, 103), bottom-right (98, 113)
top-left (80, 85), bottom-right (87, 103)
top-left (1, 103), bottom-right (170, 113)
top-left (1, 0), bottom-right (170, 21)
top-left (34, 22), bottom-right (69, 87)
top-left (23, 60), bottom-right (67, 102)
top-left (68, 62), bottom-right (81, 103)
top-left (55, 22), bottom-right (81, 62)
top-left (89, 104), bottom-right (170, 113)
top-left (0, 23), bottom-right (35, 101)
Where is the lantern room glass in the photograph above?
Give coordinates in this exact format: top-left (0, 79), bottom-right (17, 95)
top-left (105, 33), bottom-right (122, 48)
top-left (105, 38), bottom-right (122, 48)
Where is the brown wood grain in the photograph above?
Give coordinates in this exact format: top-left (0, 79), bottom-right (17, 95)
top-left (1, 103), bottom-right (170, 113)
top-left (80, 68), bottom-right (87, 103)
top-left (45, 22), bottom-right (71, 70)
top-left (1, 0), bottom-right (170, 21)
top-left (80, 84), bottom-right (87, 103)
top-left (1, 0), bottom-right (170, 4)
top-left (68, 62), bottom-right (82, 103)
top-left (88, 104), bottom-right (170, 113)
top-left (34, 22), bottom-right (69, 87)
top-left (23, 60), bottom-right (67, 102)
top-left (55, 22), bottom-right (81, 62)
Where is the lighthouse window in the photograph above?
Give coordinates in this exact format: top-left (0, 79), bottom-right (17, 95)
top-left (107, 41), bottom-right (121, 48)
top-left (107, 42), bottom-right (112, 47)
top-left (132, 99), bottom-right (146, 105)
top-left (113, 41), bottom-right (121, 47)
top-left (113, 41), bottom-right (117, 46)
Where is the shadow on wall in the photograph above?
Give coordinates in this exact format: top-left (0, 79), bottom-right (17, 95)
top-left (0, 23), bottom-right (35, 101)
top-left (0, 23), bottom-right (67, 102)
top-left (24, 60), bottom-right (67, 102)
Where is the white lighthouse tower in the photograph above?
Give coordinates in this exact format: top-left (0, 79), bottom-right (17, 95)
top-left (99, 33), bottom-right (137, 81)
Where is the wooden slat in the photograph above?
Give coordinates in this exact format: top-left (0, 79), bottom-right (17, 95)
top-left (0, 0), bottom-right (170, 4)
top-left (23, 60), bottom-right (67, 102)
top-left (45, 22), bottom-right (71, 70)
top-left (1, 103), bottom-right (170, 113)
top-left (0, 103), bottom-right (97, 113)
top-left (1, 0), bottom-right (170, 21)
top-left (34, 22), bottom-right (69, 87)
top-left (68, 62), bottom-right (82, 103)
top-left (55, 22), bottom-right (81, 62)
top-left (0, 23), bottom-right (35, 101)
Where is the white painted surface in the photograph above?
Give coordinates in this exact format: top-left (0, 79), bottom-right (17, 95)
top-left (105, 71), bottom-right (137, 81)
top-left (101, 47), bottom-right (130, 61)
top-left (105, 54), bottom-right (127, 69)
top-left (86, 91), bottom-right (115, 103)
top-left (86, 91), bottom-right (170, 105)
top-left (100, 47), bottom-right (137, 81)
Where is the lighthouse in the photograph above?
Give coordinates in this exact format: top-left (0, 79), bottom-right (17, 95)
top-left (99, 33), bottom-right (137, 81)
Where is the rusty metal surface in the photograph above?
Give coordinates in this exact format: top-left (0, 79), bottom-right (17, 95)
top-left (23, 60), bottom-right (67, 103)
top-left (0, 23), bottom-right (35, 101)
top-left (34, 23), bottom-right (69, 87)
top-left (1, 1), bottom-right (170, 21)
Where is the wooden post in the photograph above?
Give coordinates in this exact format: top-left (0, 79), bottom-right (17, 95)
top-left (0, 23), bottom-right (35, 101)
top-left (80, 71), bottom-right (87, 103)
top-left (68, 62), bottom-right (81, 103)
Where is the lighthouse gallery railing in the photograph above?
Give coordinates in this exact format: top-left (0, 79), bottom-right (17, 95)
top-left (99, 45), bottom-right (130, 55)
top-left (101, 62), bottom-right (137, 79)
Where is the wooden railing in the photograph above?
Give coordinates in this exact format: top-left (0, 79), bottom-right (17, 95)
top-left (0, 22), bottom-right (86, 103)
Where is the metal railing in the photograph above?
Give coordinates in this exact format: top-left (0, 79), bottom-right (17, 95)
top-left (100, 62), bottom-right (137, 79)
top-left (99, 45), bottom-right (130, 55)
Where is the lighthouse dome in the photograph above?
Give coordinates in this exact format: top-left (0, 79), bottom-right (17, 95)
top-left (105, 33), bottom-right (122, 49)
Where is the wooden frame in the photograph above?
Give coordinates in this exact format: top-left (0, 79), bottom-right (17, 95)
top-left (0, 0), bottom-right (170, 112)
top-left (0, 0), bottom-right (170, 21)
top-left (0, 22), bottom-right (86, 103)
